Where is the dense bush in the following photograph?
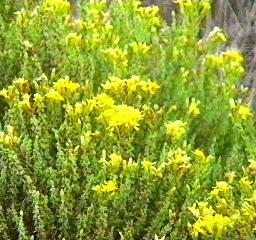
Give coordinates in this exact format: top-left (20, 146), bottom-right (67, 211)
top-left (0, 0), bottom-right (256, 239)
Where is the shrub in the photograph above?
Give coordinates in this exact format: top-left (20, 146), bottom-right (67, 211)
top-left (0, 0), bottom-right (255, 239)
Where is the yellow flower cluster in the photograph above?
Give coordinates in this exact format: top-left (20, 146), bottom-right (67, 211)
top-left (208, 26), bottom-right (227, 43)
top-left (45, 89), bottom-right (64, 102)
top-left (210, 181), bottom-right (232, 197)
top-left (18, 93), bottom-right (31, 111)
top-left (176, 0), bottom-right (211, 13)
top-left (237, 105), bottom-right (253, 120)
top-left (103, 47), bottom-right (128, 68)
top-left (141, 160), bottom-right (166, 178)
top-left (168, 148), bottom-right (191, 174)
top-left (53, 77), bottom-right (81, 95)
top-left (207, 50), bottom-right (245, 75)
top-left (130, 42), bottom-right (150, 55)
top-left (102, 76), bottom-right (160, 97)
top-left (92, 180), bottom-right (118, 194)
top-left (33, 93), bottom-right (45, 109)
top-left (42, 0), bottom-right (70, 12)
top-left (0, 125), bottom-right (20, 148)
top-left (188, 99), bottom-right (200, 117)
top-left (188, 201), bottom-right (234, 238)
top-left (91, 93), bottom-right (115, 110)
top-left (100, 152), bottom-right (138, 173)
top-left (136, 5), bottom-right (162, 27)
top-left (229, 99), bottom-right (253, 121)
top-left (165, 120), bottom-right (187, 141)
top-left (100, 104), bottom-right (143, 132)
top-left (194, 149), bottom-right (213, 162)
top-left (66, 32), bottom-right (82, 47)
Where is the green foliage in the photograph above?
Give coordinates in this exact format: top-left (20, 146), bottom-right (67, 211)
top-left (0, 0), bottom-right (256, 239)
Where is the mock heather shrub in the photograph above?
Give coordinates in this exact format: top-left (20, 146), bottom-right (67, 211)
top-left (0, 0), bottom-right (256, 239)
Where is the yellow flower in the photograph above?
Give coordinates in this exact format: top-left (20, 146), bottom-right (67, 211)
top-left (194, 149), bottom-right (205, 161)
top-left (93, 93), bottom-right (115, 110)
top-left (189, 201), bottom-right (233, 238)
top-left (237, 105), bottom-right (253, 120)
top-left (142, 160), bottom-right (156, 174)
top-left (66, 32), bottom-right (82, 47)
top-left (188, 100), bottom-right (200, 117)
top-left (109, 153), bottom-right (123, 170)
top-left (42, 0), bottom-right (70, 12)
top-left (92, 180), bottom-right (118, 194)
top-left (53, 77), bottom-right (80, 94)
top-left (210, 181), bottom-right (232, 197)
top-left (208, 27), bottom-right (227, 43)
top-left (165, 120), bottom-right (187, 140)
top-left (13, 78), bottom-right (29, 87)
top-left (18, 93), bottom-right (31, 110)
top-left (130, 42), bottom-right (150, 55)
top-left (33, 93), bottom-right (45, 108)
top-left (222, 50), bottom-right (244, 64)
top-left (0, 89), bottom-right (8, 99)
top-left (100, 105), bottom-right (143, 131)
top-left (102, 75), bottom-right (160, 96)
top-left (240, 177), bottom-right (253, 190)
top-left (137, 5), bottom-right (160, 18)
top-left (45, 89), bottom-right (64, 102)
top-left (103, 47), bottom-right (128, 60)
top-left (168, 148), bottom-right (191, 173)
top-left (0, 125), bottom-right (20, 148)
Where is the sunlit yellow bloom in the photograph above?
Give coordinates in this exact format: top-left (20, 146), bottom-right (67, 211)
top-left (0, 86), bottom-right (19, 105)
top-left (237, 105), bottom-right (253, 120)
top-left (53, 77), bottom-right (80, 94)
top-left (241, 202), bottom-right (256, 221)
top-left (102, 76), bottom-right (160, 96)
top-left (33, 93), bottom-right (44, 108)
top-left (66, 32), bottom-right (82, 47)
top-left (190, 214), bottom-right (232, 238)
top-left (0, 125), bottom-right (20, 148)
top-left (0, 89), bottom-right (8, 99)
top-left (42, 0), bottom-right (70, 12)
top-left (188, 100), bottom-right (200, 117)
top-left (45, 89), bottom-right (64, 101)
top-left (142, 160), bottom-right (156, 174)
top-left (165, 120), bottom-right (187, 140)
top-left (18, 93), bottom-right (31, 110)
top-left (210, 181), bottom-right (232, 198)
top-left (223, 50), bottom-right (244, 64)
top-left (109, 153), bottom-right (123, 170)
top-left (92, 180), bottom-right (118, 193)
top-left (194, 149), bottom-right (205, 161)
top-left (103, 48), bottom-right (128, 60)
top-left (100, 105), bottom-right (143, 131)
top-left (137, 5), bottom-right (160, 18)
top-left (206, 54), bottom-right (224, 65)
top-left (13, 78), bottom-right (29, 87)
top-left (93, 93), bottom-right (115, 110)
top-left (168, 148), bottom-right (191, 173)
top-left (130, 42), bottom-right (150, 55)
top-left (240, 177), bottom-right (253, 190)
top-left (208, 27), bottom-right (227, 43)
